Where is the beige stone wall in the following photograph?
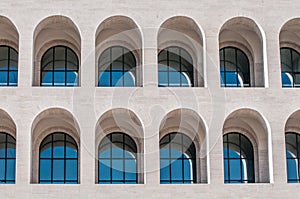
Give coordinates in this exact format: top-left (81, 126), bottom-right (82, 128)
top-left (0, 0), bottom-right (299, 198)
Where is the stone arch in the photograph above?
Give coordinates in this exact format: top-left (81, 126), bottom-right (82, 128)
top-left (158, 16), bottom-right (205, 87)
top-left (219, 17), bottom-right (265, 87)
top-left (159, 108), bottom-right (208, 183)
top-left (33, 15), bottom-right (81, 86)
top-left (223, 108), bottom-right (271, 183)
top-left (95, 15), bottom-right (143, 86)
top-left (31, 107), bottom-right (81, 183)
top-left (95, 108), bottom-right (144, 183)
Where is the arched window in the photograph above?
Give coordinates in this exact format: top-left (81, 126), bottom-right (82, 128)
top-left (285, 132), bottom-right (300, 183)
top-left (220, 47), bottom-right (250, 87)
top-left (39, 132), bottom-right (78, 184)
top-left (0, 46), bottom-right (18, 86)
top-left (98, 133), bottom-right (137, 184)
top-left (223, 133), bottom-right (254, 183)
top-left (0, 132), bottom-right (16, 184)
top-left (158, 46), bottom-right (194, 87)
top-left (160, 132), bottom-right (196, 184)
top-left (98, 46), bottom-right (136, 87)
top-left (280, 48), bottom-right (300, 88)
top-left (40, 46), bottom-right (79, 87)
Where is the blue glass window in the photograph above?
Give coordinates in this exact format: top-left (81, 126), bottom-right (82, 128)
top-left (39, 132), bottom-right (78, 184)
top-left (160, 132), bottom-right (196, 184)
top-left (223, 133), bottom-right (254, 183)
top-left (0, 46), bottom-right (18, 86)
top-left (98, 46), bottom-right (136, 87)
top-left (0, 132), bottom-right (16, 184)
top-left (285, 132), bottom-right (300, 183)
top-left (158, 46), bottom-right (193, 87)
top-left (280, 48), bottom-right (300, 88)
top-left (220, 47), bottom-right (250, 87)
top-left (41, 46), bottom-right (79, 87)
top-left (98, 133), bottom-right (137, 184)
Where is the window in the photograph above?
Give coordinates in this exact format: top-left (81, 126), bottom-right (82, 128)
top-left (220, 47), bottom-right (250, 87)
top-left (0, 132), bottom-right (16, 184)
top-left (158, 46), bottom-right (193, 87)
top-left (98, 46), bottom-right (136, 87)
top-left (160, 132), bottom-right (196, 184)
top-left (98, 133), bottom-right (137, 184)
top-left (280, 47), bottom-right (300, 87)
top-left (285, 132), bottom-right (300, 183)
top-left (223, 133), bottom-right (254, 183)
top-left (39, 132), bottom-right (78, 184)
top-left (0, 46), bottom-right (18, 86)
top-left (40, 46), bottom-right (79, 86)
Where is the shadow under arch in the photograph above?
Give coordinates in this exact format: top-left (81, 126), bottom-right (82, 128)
top-left (219, 16), bottom-right (266, 87)
top-left (95, 108), bottom-right (144, 183)
top-left (33, 15), bottom-right (81, 86)
top-left (31, 107), bottom-right (81, 183)
top-left (0, 108), bottom-right (17, 138)
top-left (159, 108), bottom-right (208, 183)
top-left (0, 15), bottom-right (19, 50)
top-left (158, 16), bottom-right (205, 87)
top-left (223, 108), bottom-right (272, 183)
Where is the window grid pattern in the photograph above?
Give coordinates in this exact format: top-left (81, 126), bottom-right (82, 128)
top-left (158, 46), bottom-right (194, 87)
top-left (220, 47), bottom-right (250, 87)
top-left (0, 46), bottom-right (18, 86)
top-left (98, 133), bottom-right (138, 184)
top-left (98, 46), bottom-right (136, 87)
top-left (39, 132), bottom-right (78, 184)
top-left (160, 132), bottom-right (196, 184)
top-left (223, 133), bottom-right (254, 183)
top-left (40, 46), bottom-right (79, 87)
top-left (0, 132), bottom-right (16, 184)
top-left (280, 47), bottom-right (300, 88)
top-left (285, 132), bottom-right (300, 183)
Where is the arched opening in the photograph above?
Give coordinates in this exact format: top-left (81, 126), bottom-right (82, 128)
top-left (158, 16), bottom-right (204, 87)
top-left (279, 18), bottom-right (300, 88)
top-left (0, 16), bottom-right (19, 86)
top-left (95, 108), bottom-right (144, 184)
top-left (95, 16), bottom-right (142, 87)
top-left (219, 17), bottom-right (264, 87)
top-left (31, 108), bottom-right (80, 184)
top-left (223, 108), bottom-right (270, 183)
top-left (33, 15), bottom-right (81, 86)
top-left (159, 108), bottom-right (207, 183)
top-left (0, 109), bottom-right (16, 184)
top-left (284, 110), bottom-right (300, 183)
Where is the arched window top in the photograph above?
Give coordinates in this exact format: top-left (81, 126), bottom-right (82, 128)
top-left (0, 45), bottom-right (18, 86)
top-left (158, 46), bottom-right (194, 87)
top-left (39, 132), bottom-right (78, 184)
top-left (220, 47), bottom-right (250, 87)
top-left (285, 132), bottom-right (300, 183)
top-left (98, 46), bottom-right (136, 87)
top-left (40, 45), bottom-right (79, 87)
top-left (223, 132), bottom-right (254, 183)
top-left (280, 47), bottom-right (300, 88)
top-left (98, 132), bottom-right (138, 184)
top-left (0, 132), bottom-right (16, 184)
top-left (160, 132), bottom-right (196, 184)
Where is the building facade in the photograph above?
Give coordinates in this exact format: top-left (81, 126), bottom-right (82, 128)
top-left (0, 0), bottom-right (299, 198)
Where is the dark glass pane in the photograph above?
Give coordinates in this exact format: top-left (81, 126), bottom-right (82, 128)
top-left (66, 142), bottom-right (77, 158)
top-left (0, 71), bottom-right (8, 86)
top-left (125, 159), bottom-right (136, 181)
top-left (66, 49), bottom-right (78, 70)
top-left (292, 50), bottom-right (300, 72)
top-left (8, 71), bottom-right (17, 86)
top-left (99, 71), bottom-right (111, 86)
top-left (111, 71), bottom-right (123, 86)
top-left (111, 160), bottom-right (123, 180)
top-left (54, 47), bottom-right (65, 61)
top-left (158, 72), bottom-right (168, 87)
top-left (0, 143), bottom-right (5, 158)
top-left (169, 71), bottom-right (180, 87)
top-left (160, 160), bottom-right (170, 181)
top-left (158, 49), bottom-right (167, 62)
top-left (282, 72), bottom-right (293, 87)
top-left (170, 159), bottom-right (183, 181)
top-left (99, 49), bottom-right (110, 69)
top-left (66, 71), bottom-right (78, 86)
top-left (53, 72), bottom-right (66, 86)
top-left (123, 71), bottom-right (135, 87)
top-left (6, 143), bottom-right (16, 158)
top-left (281, 48), bottom-right (292, 72)
top-left (41, 71), bottom-right (53, 86)
top-left (6, 159), bottom-right (15, 181)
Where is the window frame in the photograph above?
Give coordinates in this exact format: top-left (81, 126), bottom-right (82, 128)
top-left (0, 45), bottom-right (18, 87)
top-left (280, 47), bottom-right (300, 88)
top-left (38, 132), bottom-right (78, 184)
top-left (159, 132), bottom-right (196, 184)
top-left (158, 46), bottom-right (194, 87)
top-left (40, 45), bottom-right (79, 87)
top-left (220, 46), bottom-right (250, 87)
